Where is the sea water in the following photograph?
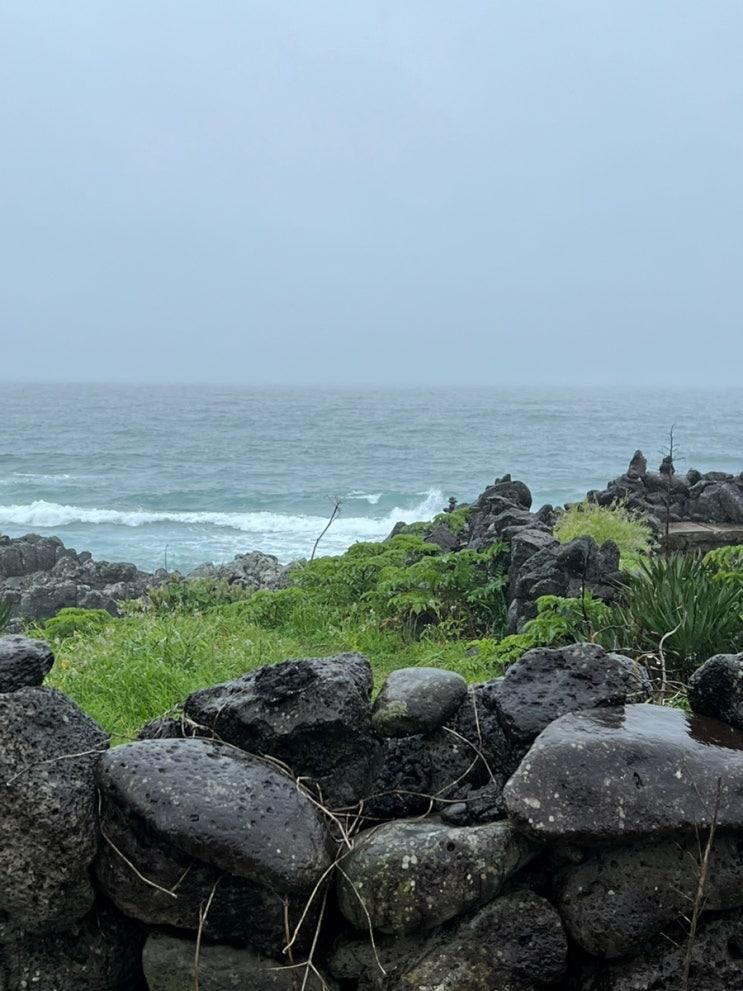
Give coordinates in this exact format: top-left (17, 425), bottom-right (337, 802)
top-left (0, 383), bottom-right (740, 572)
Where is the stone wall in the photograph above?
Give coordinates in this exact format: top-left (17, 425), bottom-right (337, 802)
top-left (3, 639), bottom-right (743, 989)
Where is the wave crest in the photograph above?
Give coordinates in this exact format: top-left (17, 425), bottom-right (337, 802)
top-left (0, 489), bottom-right (444, 541)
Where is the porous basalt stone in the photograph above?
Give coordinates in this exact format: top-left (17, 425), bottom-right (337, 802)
top-left (0, 904), bottom-right (145, 991)
top-left (0, 634), bottom-right (54, 692)
top-left (0, 687), bottom-right (108, 931)
top-left (495, 642), bottom-right (652, 758)
top-left (337, 818), bottom-right (536, 934)
top-left (688, 652), bottom-right (743, 730)
top-left (95, 799), bottom-right (314, 957)
top-left (396, 890), bottom-right (567, 991)
top-left (184, 653), bottom-right (380, 807)
top-left (557, 832), bottom-right (743, 958)
top-left (142, 932), bottom-right (333, 991)
top-left (577, 907), bottom-right (743, 990)
top-left (97, 738), bottom-right (333, 893)
top-left (505, 703), bottom-right (743, 843)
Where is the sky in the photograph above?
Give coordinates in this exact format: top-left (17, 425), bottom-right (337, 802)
top-left (0, 2), bottom-right (741, 386)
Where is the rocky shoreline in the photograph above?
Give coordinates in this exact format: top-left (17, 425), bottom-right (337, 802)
top-left (2, 450), bottom-right (742, 630)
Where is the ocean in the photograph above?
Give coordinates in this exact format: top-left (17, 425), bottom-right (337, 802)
top-left (0, 383), bottom-right (740, 573)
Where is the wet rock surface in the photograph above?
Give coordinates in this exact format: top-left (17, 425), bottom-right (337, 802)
top-left (557, 832), bottom-right (743, 958)
top-left (0, 634), bottom-right (54, 692)
top-left (142, 932), bottom-right (332, 991)
top-left (505, 703), bottom-right (743, 842)
top-left (372, 667), bottom-right (468, 737)
top-left (337, 818), bottom-right (536, 934)
top-left (0, 687), bottom-right (108, 931)
top-left (184, 653), bottom-right (380, 807)
top-left (97, 737), bottom-right (333, 892)
top-left (95, 799), bottom-right (312, 957)
top-left (495, 643), bottom-right (652, 757)
top-left (689, 652), bottom-right (743, 730)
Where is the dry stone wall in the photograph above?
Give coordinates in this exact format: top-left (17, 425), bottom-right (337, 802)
top-left (2, 635), bottom-right (743, 990)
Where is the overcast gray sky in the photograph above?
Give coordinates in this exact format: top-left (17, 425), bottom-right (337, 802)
top-left (1, 2), bottom-right (741, 386)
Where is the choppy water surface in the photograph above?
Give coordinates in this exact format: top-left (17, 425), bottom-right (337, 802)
top-left (0, 384), bottom-right (740, 571)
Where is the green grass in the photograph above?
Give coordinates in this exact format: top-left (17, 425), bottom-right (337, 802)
top-left (44, 602), bottom-right (504, 742)
top-left (554, 501), bottom-right (654, 571)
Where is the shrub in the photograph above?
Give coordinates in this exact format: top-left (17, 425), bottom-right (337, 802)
top-left (146, 577), bottom-right (253, 614)
top-left (224, 587), bottom-right (309, 629)
top-left (555, 501), bottom-right (654, 571)
top-left (487, 593), bottom-right (614, 663)
top-left (0, 598), bottom-right (11, 633)
top-left (432, 507), bottom-right (471, 535)
top-left (705, 544), bottom-right (743, 590)
top-left (612, 554), bottom-right (743, 680)
top-left (369, 543), bottom-right (509, 637)
top-left (293, 535), bottom-right (441, 611)
top-left (42, 607), bottom-right (113, 640)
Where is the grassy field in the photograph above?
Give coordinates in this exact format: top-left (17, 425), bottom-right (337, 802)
top-left (44, 602), bottom-right (500, 742)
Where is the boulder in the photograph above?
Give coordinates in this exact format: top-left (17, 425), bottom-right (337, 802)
top-left (0, 687), bottom-right (108, 931)
top-left (188, 550), bottom-right (289, 589)
top-left (423, 524), bottom-right (460, 552)
top-left (184, 653), bottom-right (380, 807)
top-left (557, 832), bottom-right (743, 958)
top-left (505, 703), bottom-right (743, 843)
top-left (0, 903), bottom-right (145, 991)
top-left (0, 533), bottom-right (158, 624)
top-left (508, 536), bottom-right (622, 632)
top-left (337, 818), bottom-right (536, 934)
top-left (688, 652), bottom-right (743, 730)
top-left (142, 932), bottom-right (333, 991)
top-left (693, 480), bottom-right (743, 524)
top-left (95, 798), bottom-right (314, 957)
top-left (372, 667), bottom-right (468, 737)
top-left (494, 643), bottom-right (652, 757)
top-left (577, 907), bottom-right (743, 990)
top-left (328, 933), bottom-right (419, 988)
top-left (97, 738), bottom-right (333, 893)
top-left (396, 890), bottom-right (567, 991)
top-left (0, 634), bottom-right (54, 692)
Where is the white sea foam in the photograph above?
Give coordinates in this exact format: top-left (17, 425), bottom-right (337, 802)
top-left (12, 472), bottom-right (75, 481)
top-left (345, 491), bottom-right (383, 505)
top-left (0, 489), bottom-right (444, 543)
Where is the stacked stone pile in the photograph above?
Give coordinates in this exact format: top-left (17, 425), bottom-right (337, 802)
top-left (3, 635), bottom-right (743, 989)
top-left (588, 450), bottom-right (743, 526)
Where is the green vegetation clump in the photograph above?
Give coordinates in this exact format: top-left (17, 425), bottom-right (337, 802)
top-left (42, 607), bottom-right (113, 640)
top-left (145, 577), bottom-right (253, 614)
top-left (555, 501), bottom-right (654, 571)
top-left (613, 554), bottom-right (743, 680)
top-left (481, 593), bottom-right (614, 664)
top-left (37, 508), bottom-right (743, 741)
top-left (47, 603), bottom-right (503, 742)
top-left (705, 544), bottom-right (743, 590)
top-left (44, 532), bottom-right (511, 739)
top-left (432, 507), bottom-right (471, 535)
top-left (0, 599), bottom-right (10, 633)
